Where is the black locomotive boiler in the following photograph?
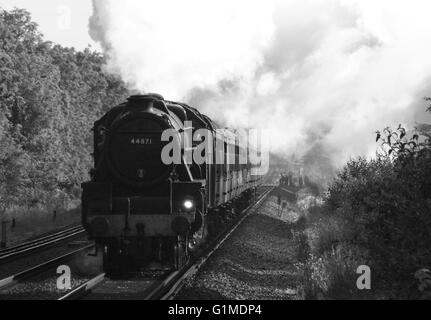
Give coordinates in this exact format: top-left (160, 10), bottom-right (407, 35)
top-left (82, 94), bottom-right (263, 273)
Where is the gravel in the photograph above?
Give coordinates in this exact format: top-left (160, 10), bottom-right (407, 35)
top-left (0, 275), bottom-right (90, 300)
top-left (84, 278), bottom-right (161, 300)
top-left (0, 245), bottom-right (103, 300)
top-left (176, 194), bottom-right (305, 300)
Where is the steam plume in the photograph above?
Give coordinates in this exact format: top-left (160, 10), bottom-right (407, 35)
top-left (89, 0), bottom-right (431, 172)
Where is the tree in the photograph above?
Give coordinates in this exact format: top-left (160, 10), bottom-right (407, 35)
top-left (0, 7), bottom-right (128, 214)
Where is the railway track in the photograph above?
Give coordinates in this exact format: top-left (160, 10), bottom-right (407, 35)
top-left (0, 245), bottom-right (94, 300)
top-left (0, 225), bottom-right (86, 263)
top-left (60, 186), bottom-right (274, 300)
top-left (151, 185), bottom-right (274, 300)
top-left (59, 273), bottom-right (105, 300)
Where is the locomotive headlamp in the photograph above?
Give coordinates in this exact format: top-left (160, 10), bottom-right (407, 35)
top-left (183, 199), bottom-right (194, 210)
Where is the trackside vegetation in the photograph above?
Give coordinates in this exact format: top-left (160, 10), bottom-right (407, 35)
top-left (0, 8), bottom-right (128, 222)
top-left (301, 103), bottom-right (431, 299)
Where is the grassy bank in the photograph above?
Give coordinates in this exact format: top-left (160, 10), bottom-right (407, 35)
top-left (2, 203), bottom-right (81, 247)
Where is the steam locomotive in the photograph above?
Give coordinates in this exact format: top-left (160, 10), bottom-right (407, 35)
top-left (81, 94), bottom-right (263, 273)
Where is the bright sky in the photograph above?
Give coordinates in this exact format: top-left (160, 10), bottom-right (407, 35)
top-left (0, 0), bottom-right (98, 50)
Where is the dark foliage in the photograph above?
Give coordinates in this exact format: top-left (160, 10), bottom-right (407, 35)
top-left (303, 101), bottom-right (431, 299)
top-left (0, 8), bottom-right (129, 217)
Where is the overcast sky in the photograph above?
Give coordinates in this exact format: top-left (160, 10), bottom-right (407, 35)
top-left (0, 0), bottom-right (96, 50)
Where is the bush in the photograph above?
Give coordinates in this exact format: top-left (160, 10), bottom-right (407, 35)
top-left (302, 102), bottom-right (431, 299)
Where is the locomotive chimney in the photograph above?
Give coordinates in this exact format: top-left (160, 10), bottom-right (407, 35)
top-left (127, 94), bottom-right (168, 112)
top-left (128, 93), bottom-right (163, 103)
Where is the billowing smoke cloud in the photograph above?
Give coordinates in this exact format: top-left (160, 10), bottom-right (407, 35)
top-left (89, 0), bottom-right (431, 172)
top-left (90, 0), bottom-right (275, 96)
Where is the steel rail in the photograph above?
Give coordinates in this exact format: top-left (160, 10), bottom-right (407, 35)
top-left (0, 244), bottom-right (94, 291)
top-left (58, 273), bottom-right (106, 300)
top-left (0, 225), bottom-right (86, 263)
